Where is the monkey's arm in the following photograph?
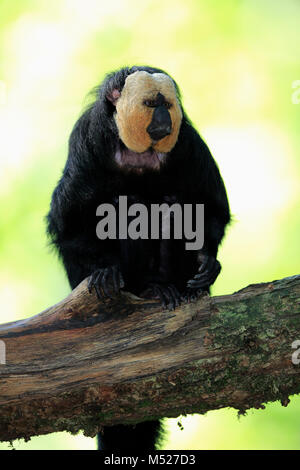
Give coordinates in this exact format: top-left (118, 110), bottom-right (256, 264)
top-left (184, 129), bottom-right (231, 292)
top-left (47, 110), bottom-right (123, 298)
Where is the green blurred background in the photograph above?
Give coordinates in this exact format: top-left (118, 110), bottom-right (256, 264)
top-left (0, 0), bottom-right (299, 450)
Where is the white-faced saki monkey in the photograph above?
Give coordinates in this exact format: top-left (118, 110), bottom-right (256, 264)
top-left (47, 65), bottom-right (231, 450)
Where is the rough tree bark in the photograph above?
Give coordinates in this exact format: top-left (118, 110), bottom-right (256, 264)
top-left (0, 274), bottom-right (299, 443)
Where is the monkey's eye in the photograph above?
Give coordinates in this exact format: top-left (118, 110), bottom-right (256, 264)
top-left (143, 99), bottom-right (157, 107)
top-left (164, 102), bottom-right (172, 109)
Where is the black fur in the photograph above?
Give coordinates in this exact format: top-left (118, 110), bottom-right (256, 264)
top-left (46, 65), bottom-right (230, 450)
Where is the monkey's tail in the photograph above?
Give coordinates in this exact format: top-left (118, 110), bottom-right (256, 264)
top-left (97, 420), bottom-right (163, 451)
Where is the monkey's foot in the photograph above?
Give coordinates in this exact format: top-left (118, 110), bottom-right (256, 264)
top-left (181, 288), bottom-right (207, 303)
top-left (88, 265), bottom-right (124, 301)
top-left (142, 283), bottom-right (181, 311)
top-left (187, 255), bottom-right (221, 290)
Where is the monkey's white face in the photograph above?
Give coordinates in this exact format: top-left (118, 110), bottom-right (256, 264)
top-left (111, 71), bottom-right (182, 170)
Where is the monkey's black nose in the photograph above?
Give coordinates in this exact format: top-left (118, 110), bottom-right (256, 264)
top-left (147, 105), bottom-right (172, 141)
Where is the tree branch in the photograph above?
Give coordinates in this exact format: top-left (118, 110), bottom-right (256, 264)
top-left (0, 274), bottom-right (300, 442)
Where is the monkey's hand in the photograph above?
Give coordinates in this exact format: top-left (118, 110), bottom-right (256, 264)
top-left (186, 253), bottom-right (221, 291)
top-left (88, 265), bottom-right (124, 301)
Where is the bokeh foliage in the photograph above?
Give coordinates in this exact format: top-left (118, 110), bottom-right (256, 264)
top-left (0, 0), bottom-right (299, 450)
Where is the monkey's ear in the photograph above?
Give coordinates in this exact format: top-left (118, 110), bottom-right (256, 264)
top-left (106, 89), bottom-right (121, 106)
